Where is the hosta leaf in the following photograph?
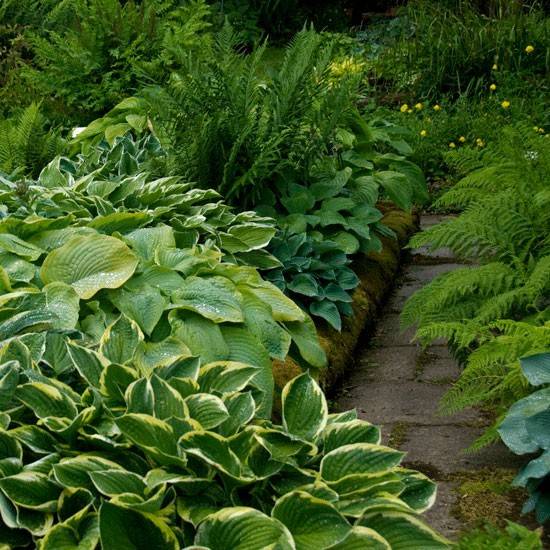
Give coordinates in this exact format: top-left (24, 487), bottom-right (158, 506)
top-left (53, 456), bottom-right (123, 490)
top-left (288, 274), bottom-right (319, 297)
top-left (194, 507), bottom-right (294, 550)
top-left (171, 276), bottom-right (243, 324)
top-left (0, 234), bottom-right (43, 261)
top-left (124, 226), bottom-right (176, 261)
top-left (0, 253), bottom-right (36, 283)
top-left (109, 284), bottom-right (167, 336)
top-left (375, 171), bottom-right (413, 212)
top-left (99, 501), bottom-right (178, 550)
top-left (323, 420), bottom-right (381, 453)
top-left (218, 392), bottom-right (256, 436)
top-left (0, 361), bottom-right (20, 409)
top-left (329, 232), bottom-right (360, 255)
top-left (0, 472), bottom-right (61, 511)
top-left (68, 343), bottom-right (109, 388)
top-left (90, 470), bottom-right (146, 497)
top-left (198, 361), bottom-right (259, 394)
top-left (247, 283), bottom-right (305, 322)
top-left (88, 212), bottom-right (152, 234)
top-left (321, 444), bottom-right (405, 482)
top-left (150, 375), bottom-right (187, 420)
top-left (520, 352), bottom-right (550, 386)
top-left (397, 470), bottom-right (437, 512)
top-left (17, 382), bottom-right (78, 420)
top-left (40, 234), bottom-right (138, 299)
top-left (179, 431), bottom-right (244, 480)
top-left (358, 512), bottom-right (449, 549)
top-left (226, 224), bottom-right (276, 251)
top-left (99, 315), bottom-right (143, 364)
top-left (272, 491), bottom-right (351, 550)
top-left (39, 513), bottom-right (99, 550)
top-left (282, 372), bottom-right (327, 441)
top-left (326, 527), bottom-right (390, 549)
top-left (185, 394), bottom-right (229, 429)
top-left (310, 300), bottom-right (342, 331)
top-left (134, 337), bottom-right (191, 373)
top-left (285, 316), bottom-right (327, 368)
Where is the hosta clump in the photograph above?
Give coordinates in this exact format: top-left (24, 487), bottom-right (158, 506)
top-left (499, 352), bottom-right (550, 524)
top-left (0, 334), bottom-right (448, 548)
top-left (265, 232), bottom-right (360, 331)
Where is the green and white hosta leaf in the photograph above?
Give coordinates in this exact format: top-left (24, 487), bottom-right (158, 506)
top-left (198, 361), bottom-right (259, 394)
top-left (0, 472), bottom-right (61, 511)
top-left (326, 526), bottom-right (390, 549)
top-left (124, 225), bottom-right (176, 261)
top-left (185, 393), bottom-right (229, 429)
top-left (323, 420), bottom-right (381, 453)
top-left (194, 507), bottom-right (295, 550)
top-left (16, 382), bottom-right (78, 420)
top-left (321, 444), bottom-right (405, 482)
top-left (42, 282), bottom-right (80, 330)
top-left (358, 512), bottom-right (450, 549)
top-left (99, 501), bottom-right (179, 550)
top-left (99, 315), bottom-right (143, 365)
top-left (282, 372), bottom-right (327, 441)
top-left (40, 234), bottom-right (138, 299)
top-left (396, 470), bottom-right (437, 512)
top-left (68, 342), bottom-right (109, 388)
top-left (134, 338), bottom-right (191, 373)
top-left (272, 491), bottom-right (351, 550)
top-left (218, 392), bottom-right (257, 436)
top-left (90, 470), bottom-right (147, 497)
top-left (53, 456), bottom-right (123, 490)
top-left (38, 512), bottom-right (99, 550)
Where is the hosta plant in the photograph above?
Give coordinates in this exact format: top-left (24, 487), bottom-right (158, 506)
top-left (265, 231), bottom-right (360, 331)
top-left (0, 334), bottom-right (449, 549)
top-left (499, 352), bottom-right (550, 524)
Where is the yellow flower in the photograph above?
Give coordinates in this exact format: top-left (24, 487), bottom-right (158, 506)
top-left (525, 45), bottom-right (535, 54)
top-left (329, 57), bottom-right (365, 78)
top-left (407, 109), bottom-right (413, 114)
top-left (449, 142), bottom-right (456, 148)
top-left (492, 63), bottom-right (498, 70)
top-left (433, 104), bottom-right (441, 111)
top-left (415, 102), bottom-right (423, 110)
top-left (400, 104), bottom-right (409, 113)
top-left (420, 130), bottom-right (427, 137)
top-left (539, 128), bottom-right (546, 134)
top-left (501, 100), bottom-right (511, 109)
top-left (459, 136), bottom-right (466, 143)
top-left (476, 138), bottom-right (485, 147)
top-left (534, 126), bottom-right (540, 131)
top-left (489, 83), bottom-right (497, 91)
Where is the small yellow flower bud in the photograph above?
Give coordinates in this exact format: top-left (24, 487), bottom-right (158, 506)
top-left (433, 104), bottom-right (441, 111)
top-left (420, 130), bottom-right (427, 137)
top-left (539, 128), bottom-right (545, 134)
top-left (415, 102), bottom-right (423, 110)
top-left (489, 83), bottom-right (496, 91)
top-left (407, 109), bottom-right (413, 114)
top-left (525, 45), bottom-right (535, 54)
top-left (459, 136), bottom-right (466, 143)
top-left (449, 142), bottom-right (456, 148)
top-left (492, 63), bottom-right (498, 70)
top-left (534, 126), bottom-right (540, 131)
top-left (400, 104), bottom-right (409, 113)
top-left (501, 100), bottom-right (511, 109)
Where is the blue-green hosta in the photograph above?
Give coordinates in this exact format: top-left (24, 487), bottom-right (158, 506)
top-left (0, 330), bottom-right (448, 549)
top-left (499, 352), bottom-right (550, 524)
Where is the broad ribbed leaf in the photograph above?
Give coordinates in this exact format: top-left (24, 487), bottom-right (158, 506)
top-left (284, 316), bottom-right (327, 368)
top-left (90, 470), bottom-right (146, 497)
top-left (323, 420), bottom-right (381, 453)
top-left (272, 491), bottom-right (350, 549)
top-left (321, 444), bottom-right (405, 482)
top-left (40, 234), bottom-right (138, 299)
top-left (282, 372), bottom-right (327, 441)
top-left (99, 501), bottom-right (178, 550)
top-left (358, 512), bottom-right (449, 549)
top-left (53, 456), bottom-right (123, 489)
top-left (17, 382), bottom-right (77, 419)
top-left (99, 316), bottom-right (142, 365)
top-left (39, 513), bottom-right (99, 550)
top-left (198, 361), bottom-right (259, 394)
top-left (0, 234), bottom-right (43, 261)
top-left (326, 526), bottom-right (390, 549)
top-left (124, 225), bottom-right (175, 261)
top-left (185, 394), bottom-right (229, 429)
top-left (520, 352), bottom-right (550, 386)
top-left (194, 507), bottom-right (294, 550)
top-left (0, 472), bottom-right (61, 511)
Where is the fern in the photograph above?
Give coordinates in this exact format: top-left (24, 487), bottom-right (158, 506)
top-left (0, 103), bottom-right (64, 177)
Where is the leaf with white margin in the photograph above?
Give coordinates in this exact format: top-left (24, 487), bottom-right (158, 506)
top-left (323, 420), bottom-right (381, 453)
top-left (99, 315), bottom-right (143, 365)
top-left (272, 490), bottom-right (350, 550)
top-left (194, 507), bottom-right (295, 550)
top-left (40, 234), bottom-right (138, 299)
top-left (185, 394), bottom-right (229, 429)
top-left (321, 444), bottom-right (405, 482)
top-left (198, 361), bottom-right (259, 394)
top-left (282, 372), bottom-right (327, 441)
top-left (326, 526), bottom-right (390, 549)
top-left (358, 511), bottom-right (450, 549)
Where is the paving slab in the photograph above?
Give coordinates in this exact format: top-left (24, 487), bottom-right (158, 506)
top-left (416, 347), bottom-right (462, 383)
top-left (357, 346), bottom-right (419, 381)
top-left (406, 263), bottom-right (466, 283)
top-left (370, 313), bottom-right (418, 347)
top-left (337, 381), bottom-right (482, 427)
top-left (424, 482), bottom-right (463, 539)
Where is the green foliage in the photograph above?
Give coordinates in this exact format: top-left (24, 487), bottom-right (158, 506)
top-left (499, 353), bottom-right (550, 524)
top-left (15, 0), bottom-right (212, 122)
top-left (0, 103), bottom-right (64, 178)
top-left (376, 0), bottom-right (550, 98)
top-left (265, 232), bottom-right (359, 331)
top-left (457, 520), bottom-right (542, 549)
top-left (402, 126), bottom-right (550, 442)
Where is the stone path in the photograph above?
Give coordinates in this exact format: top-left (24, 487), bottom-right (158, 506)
top-left (336, 214), bottom-right (524, 539)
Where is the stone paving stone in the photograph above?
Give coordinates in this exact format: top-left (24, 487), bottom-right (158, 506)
top-left (416, 346), bottom-right (462, 383)
top-left (370, 313), bottom-right (418, 347)
top-left (420, 214), bottom-right (457, 230)
top-left (386, 280), bottom-right (425, 312)
top-left (400, 425), bottom-right (525, 477)
top-left (406, 263), bottom-right (466, 283)
top-left (410, 244), bottom-right (459, 262)
top-left (337, 381), bottom-right (482, 427)
top-left (357, 346), bottom-right (419, 382)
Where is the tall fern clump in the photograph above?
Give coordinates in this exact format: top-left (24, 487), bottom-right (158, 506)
top-left (402, 125), bottom-right (550, 443)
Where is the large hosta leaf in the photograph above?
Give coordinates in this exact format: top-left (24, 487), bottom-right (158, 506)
top-left (194, 507), bottom-right (294, 550)
top-left (99, 501), bottom-right (178, 550)
top-left (272, 491), bottom-right (351, 550)
top-left (282, 372), bottom-right (327, 441)
top-left (40, 234), bottom-right (138, 299)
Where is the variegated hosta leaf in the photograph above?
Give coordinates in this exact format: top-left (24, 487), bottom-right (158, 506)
top-left (40, 234), bottom-right (138, 299)
top-left (194, 507), bottom-right (295, 550)
top-left (272, 491), bottom-right (351, 549)
top-left (282, 372), bottom-right (327, 441)
top-left (99, 315), bottom-right (143, 365)
top-left (323, 419), bottom-right (381, 453)
top-left (197, 361), bottom-right (259, 394)
top-left (326, 526), bottom-right (390, 549)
